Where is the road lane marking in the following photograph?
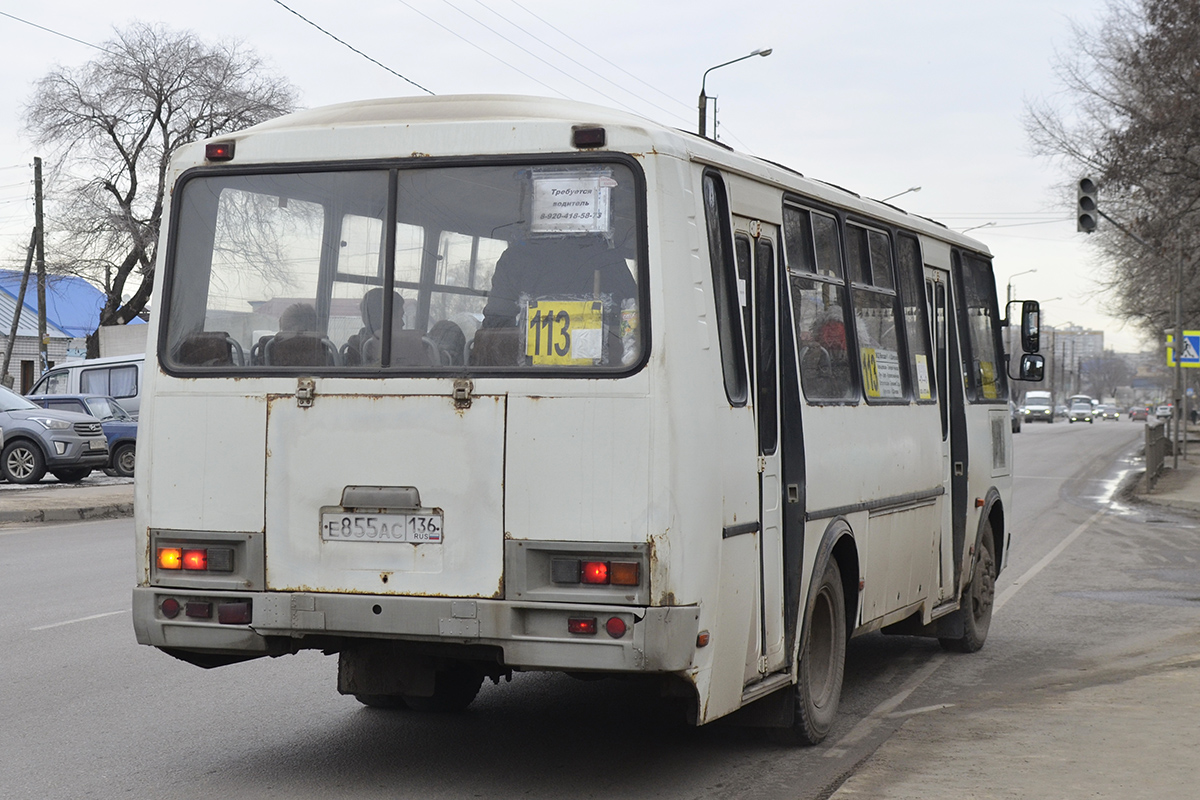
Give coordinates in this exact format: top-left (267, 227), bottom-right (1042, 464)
top-left (825, 654), bottom-right (948, 757)
top-left (31, 609), bottom-right (128, 631)
top-left (994, 508), bottom-right (1106, 615)
top-left (826, 508), bottom-right (1107, 759)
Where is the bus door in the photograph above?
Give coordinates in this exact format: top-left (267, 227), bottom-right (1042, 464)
top-left (736, 224), bottom-right (786, 681)
top-left (925, 266), bottom-right (960, 602)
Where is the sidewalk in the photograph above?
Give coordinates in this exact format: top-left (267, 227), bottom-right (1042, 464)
top-left (0, 478), bottom-right (133, 524)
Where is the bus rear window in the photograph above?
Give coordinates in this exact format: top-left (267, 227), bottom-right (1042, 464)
top-left (163, 162), bottom-right (645, 374)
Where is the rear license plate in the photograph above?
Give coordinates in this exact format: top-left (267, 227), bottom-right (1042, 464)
top-left (320, 512), bottom-right (443, 543)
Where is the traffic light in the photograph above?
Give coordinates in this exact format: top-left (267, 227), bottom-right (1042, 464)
top-left (1077, 177), bottom-right (1098, 233)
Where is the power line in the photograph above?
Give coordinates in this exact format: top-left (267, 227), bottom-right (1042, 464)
top-left (0, 11), bottom-right (111, 53)
top-left (395, 0), bottom-right (569, 99)
top-left (506, 0), bottom-right (691, 114)
top-left (445, 1), bottom-right (658, 119)
top-left (271, 0), bottom-right (435, 95)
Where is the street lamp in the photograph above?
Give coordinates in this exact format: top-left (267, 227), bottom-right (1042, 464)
top-left (1006, 268), bottom-right (1037, 304)
top-left (881, 186), bottom-right (921, 202)
top-left (698, 48), bottom-right (773, 138)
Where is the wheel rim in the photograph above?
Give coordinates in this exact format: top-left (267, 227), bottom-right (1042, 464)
top-left (807, 588), bottom-right (837, 707)
top-left (971, 547), bottom-right (995, 623)
top-left (7, 448), bottom-right (34, 479)
top-left (117, 447), bottom-right (135, 474)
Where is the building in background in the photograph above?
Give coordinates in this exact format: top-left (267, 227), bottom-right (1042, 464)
top-left (0, 271), bottom-right (145, 392)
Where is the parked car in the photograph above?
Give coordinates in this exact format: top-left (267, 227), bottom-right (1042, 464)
top-left (1097, 405), bottom-right (1121, 421)
top-left (0, 385), bottom-right (108, 483)
top-left (1156, 404), bottom-right (1174, 420)
top-left (26, 394), bottom-right (137, 477)
top-left (1068, 401), bottom-right (1094, 424)
top-left (1129, 406), bottom-right (1150, 421)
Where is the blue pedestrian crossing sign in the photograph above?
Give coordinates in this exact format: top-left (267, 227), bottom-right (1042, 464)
top-left (1166, 331), bottom-right (1200, 368)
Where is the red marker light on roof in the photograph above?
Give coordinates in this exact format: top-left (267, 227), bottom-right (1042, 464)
top-left (205, 142), bottom-right (235, 161)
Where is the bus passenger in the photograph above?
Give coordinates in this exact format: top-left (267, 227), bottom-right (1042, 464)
top-left (481, 236), bottom-right (637, 329)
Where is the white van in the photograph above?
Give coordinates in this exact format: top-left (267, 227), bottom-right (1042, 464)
top-left (27, 353), bottom-right (145, 415)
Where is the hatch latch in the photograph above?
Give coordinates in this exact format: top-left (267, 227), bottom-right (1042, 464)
top-left (452, 378), bottom-right (474, 410)
top-left (296, 377), bottom-right (316, 408)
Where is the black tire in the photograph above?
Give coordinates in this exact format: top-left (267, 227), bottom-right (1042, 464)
top-left (779, 558), bottom-right (847, 745)
top-left (52, 468), bottom-right (91, 483)
top-left (940, 523), bottom-right (997, 653)
top-left (2, 440), bottom-right (47, 484)
top-left (112, 443), bottom-right (136, 478)
top-left (403, 667), bottom-right (483, 712)
top-left (354, 694), bottom-right (409, 710)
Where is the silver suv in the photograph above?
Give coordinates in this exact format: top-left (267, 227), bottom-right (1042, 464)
top-left (0, 385), bottom-right (108, 483)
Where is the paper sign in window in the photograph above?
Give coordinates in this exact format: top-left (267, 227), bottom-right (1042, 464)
top-left (860, 347), bottom-right (904, 399)
top-left (530, 168), bottom-right (615, 236)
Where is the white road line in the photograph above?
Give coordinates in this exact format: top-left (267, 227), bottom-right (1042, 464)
top-left (30, 609), bottom-right (128, 631)
top-left (994, 508), bottom-right (1106, 615)
top-left (825, 507), bottom-right (1107, 758)
top-left (825, 655), bottom-right (948, 757)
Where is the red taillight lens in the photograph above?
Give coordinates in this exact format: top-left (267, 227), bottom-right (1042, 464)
top-left (185, 601), bottom-right (212, 619)
top-left (160, 598), bottom-right (181, 618)
top-left (182, 549), bottom-right (208, 570)
top-left (581, 561), bottom-right (609, 584)
top-left (605, 616), bottom-right (627, 638)
top-left (157, 548), bottom-right (182, 570)
top-left (567, 617), bottom-right (597, 635)
top-left (217, 601), bottom-right (252, 625)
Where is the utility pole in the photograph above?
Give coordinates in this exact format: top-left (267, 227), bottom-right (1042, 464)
top-left (34, 156), bottom-right (47, 378)
top-left (0, 228), bottom-right (36, 388)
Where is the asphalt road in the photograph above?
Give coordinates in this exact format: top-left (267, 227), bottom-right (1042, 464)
top-left (1, 418), bottom-right (1185, 800)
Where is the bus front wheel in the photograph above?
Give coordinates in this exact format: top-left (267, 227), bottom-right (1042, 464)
top-left (779, 557), bottom-right (847, 745)
top-left (940, 523), bottom-right (996, 653)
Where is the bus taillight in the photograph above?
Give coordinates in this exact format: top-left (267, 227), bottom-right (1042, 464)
top-left (581, 561), bottom-right (609, 584)
top-left (182, 549), bottom-right (207, 570)
top-left (157, 548), bottom-right (182, 570)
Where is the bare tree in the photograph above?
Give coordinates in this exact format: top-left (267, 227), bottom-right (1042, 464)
top-left (1025, 0), bottom-right (1200, 342)
top-left (23, 22), bottom-right (299, 354)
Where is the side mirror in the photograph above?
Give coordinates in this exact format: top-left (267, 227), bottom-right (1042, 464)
top-left (1017, 353), bottom-right (1045, 382)
top-left (1021, 300), bottom-right (1040, 353)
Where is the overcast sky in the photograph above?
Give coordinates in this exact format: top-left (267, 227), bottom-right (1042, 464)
top-left (0, 1), bottom-right (1144, 351)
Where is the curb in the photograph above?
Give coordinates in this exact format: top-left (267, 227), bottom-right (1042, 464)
top-left (0, 502), bottom-right (134, 525)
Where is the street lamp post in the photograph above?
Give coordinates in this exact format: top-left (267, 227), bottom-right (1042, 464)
top-left (881, 186), bottom-right (921, 203)
top-left (698, 48), bottom-right (772, 138)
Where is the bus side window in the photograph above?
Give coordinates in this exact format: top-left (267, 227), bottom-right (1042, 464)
top-left (783, 205), bottom-right (856, 403)
top-left (702, 171), bottom-right (748, 406)
top-left (846, 224), bottom-right (904, 402)
top-left (896, 235), bottom-right (934, 402)
top-left (955, 251), bottom-right (1008, 401)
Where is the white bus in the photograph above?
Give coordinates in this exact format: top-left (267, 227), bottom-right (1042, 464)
top-left (132, 95), bottom-right (1042, 744)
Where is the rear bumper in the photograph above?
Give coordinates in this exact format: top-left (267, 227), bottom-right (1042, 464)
top-left (132, 587), bottom-right (700, 673)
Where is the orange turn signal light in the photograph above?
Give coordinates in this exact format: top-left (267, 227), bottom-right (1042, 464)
top-left (610, 561), bottom-right (640, 586)
top-left (157, 548), bottom-right (182, 570)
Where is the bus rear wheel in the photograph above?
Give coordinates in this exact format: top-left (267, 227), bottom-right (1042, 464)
top-left (778, 557), bottom-right (846, 746)
top-left (940, 523), bottom-right (996, 653)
